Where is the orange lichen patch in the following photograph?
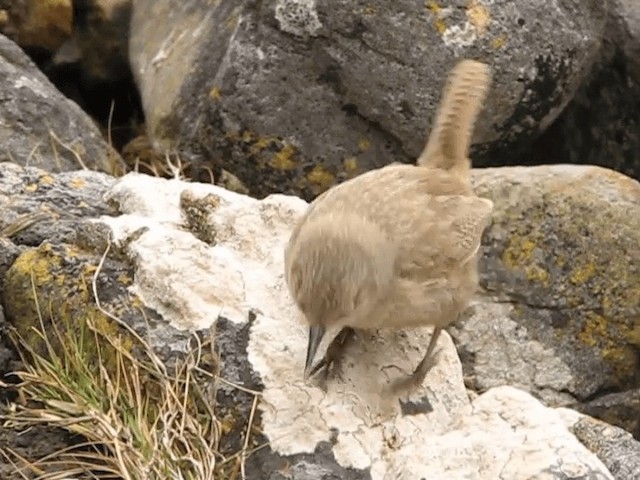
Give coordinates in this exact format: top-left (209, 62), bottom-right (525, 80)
top-left (209, 87), bottom-right (222, 100)
top-left (357, 138), bottom-right (371, 152)
top-left (435, 19), bottom-right (447, 34)
top-left (17, 0), bottom-right (73, 51)
top-left (307, 165), bottom-right (335, 193)
top-left (241, 130), bottom-right (256, 143)
top-left (225, 12), bottom-right (239, 30)
top-left (344, 156), bottom-right (358, 173)
top-left (467, 1), bottom-right (491, 36)
top-left (254, 137), bottom-right (273, 150)
top-left (570, 261), bottom-right (597, 285)
top-left (40, 174), bottom-right (55, 185)
top-left (270, 144), bottom-right (297, 170)
top-left (426, 0), bottom-right (441, 14)
top-left (426, 1), bottom-right (447, 34)
top-left (491, 35), bottom-right (506, 49)
top-left (70, 177), bottom-right (86, 189)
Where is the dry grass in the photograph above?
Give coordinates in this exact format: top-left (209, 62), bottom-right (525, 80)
top-left (0, 244), bottom-right (262, 479)
top-left (1, 311), bottom-right (220, 479)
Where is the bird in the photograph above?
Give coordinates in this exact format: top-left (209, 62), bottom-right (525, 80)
top-left (284, 58), bottom-right (494, 394)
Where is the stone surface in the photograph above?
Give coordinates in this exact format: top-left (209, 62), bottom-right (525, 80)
top-left (514, 0), bottom-right (640, 181)
top-left (0, 0), bottom-right (72, 53)
top-left (450, 165), bottom-right (640, 412)
top-left (54, 0), bottom-right (132, 84)
top-left (97, 169), bottom-right (617, 478)
top-left (0, 33), bottom-right (124, 174)
top-left (128, 0), bottom-right (607, 200)
top-left (1, 162), bottom-right (636, 477)
top-left (573, 389), bottom-right (640, 440)
top-left (560, 408), bottom-right (640, 480)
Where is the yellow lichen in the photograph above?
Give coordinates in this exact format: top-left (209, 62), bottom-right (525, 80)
top-left (70, 177), bottom-right (85, 189)
top-left (225, 13), bottom-right (239, 30)
top-left (40, 174), bottom-right (55, 185)
top-left (426, 0), bottom-right (441, 14)
top-left (210, 87), bottom-right (221, 100)
top-left (307, 165), bottom-right (335, 191)
top-left (254, 137), bottom-right (272, 150)
top-left (4, 242), bottom-right (138, 366)
top-left (270, 144), bottom-right (297, 170)
top-left (629, 324), bottom-right (640, 347)
top-left (502, 236), bottom-right (536, 266)
top-left (241, 130), bottom-right (256, 143)
top-left (525, 265), bottom-right (549, 285)
top-left (426, 1), bottom-right (447, 34)
top-left (467, 1), bottom-right (490, 36)
top-left (569, 261), bottom-right (597, 285)
top-left (343, 156), bottom-right (358, 173)
top-left (502, 235), bottom-right (550, 285)
top-left (491, 35), bottom-right (506, 49)
top-left (24, 184), bottom-right (38, 192)
top-left (578, 312), bottom-right (608, 347)
top-left (358, 138), bottom-right (371, 152)
top-left (435, 18), bottom-right (447, 34)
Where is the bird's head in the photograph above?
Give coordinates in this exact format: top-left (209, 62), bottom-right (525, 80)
top-left (284, 214), bottom-right (395, 377)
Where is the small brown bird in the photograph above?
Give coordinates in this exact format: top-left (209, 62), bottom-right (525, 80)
top-left (284, 59), bottom-right (494, 392)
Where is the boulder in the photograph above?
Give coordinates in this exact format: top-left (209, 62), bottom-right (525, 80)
top-left (514, 0), bottom-right (640, 181)
top-left (451, 165), bottom-right (640, 411)
top-left (1, 162), bottom-right (638, 478)
top-left (0, 34), bottom-right (124, 174)
top-left (128, 0), bottom-right (607, 199)
top-left (0, 0), bottom-right (72, 53)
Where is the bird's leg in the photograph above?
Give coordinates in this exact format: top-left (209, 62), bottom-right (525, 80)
top-left (307, 327), bottom-right (356, 382)
top-left (389, 326), bottom-right (443, 395)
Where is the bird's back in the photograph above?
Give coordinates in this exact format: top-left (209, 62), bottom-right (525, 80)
top-left (291, 163), bottom-right (493, 282)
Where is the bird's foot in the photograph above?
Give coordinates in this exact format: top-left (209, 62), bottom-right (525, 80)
top-left (388, 348), bottom-right (441, 396)
top-left (307, 327), bottom-right (355, 387)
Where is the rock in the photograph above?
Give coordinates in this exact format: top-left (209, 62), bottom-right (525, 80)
top-left (128, 0), bottom-right (607, 200)
top-left (512, 0), bottom-right (640, 181)
top-left (54, 0), bottom-right (132, 85)
top-left (560, 408), bottom-right (640, 480)
top-left (96, 170), bottom-right (615, 478)
top-left (573, 389), bottom-right (640, 440)
top-left (450, 165), bottom-right (640, 426)
top-left (0, 0), bottom-right (72, 53)
top-left (0, 162), bottom-right (633, 477)
top-left (610, 0), bottom-right (640, 80)
top-left (0, 34), bottom-right (124, 174)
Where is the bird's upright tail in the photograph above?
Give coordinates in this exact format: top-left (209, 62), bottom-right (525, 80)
top-left (417, 59), bottom-right (492, 176)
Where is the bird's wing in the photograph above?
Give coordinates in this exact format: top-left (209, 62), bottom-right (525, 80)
top-left (289, 164), bottom-right (493, 275)
top-left (396, 192), bottom-right (494, 278)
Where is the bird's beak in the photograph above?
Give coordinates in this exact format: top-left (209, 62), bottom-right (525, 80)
top-left (304, 325), bottom-right (326, 378)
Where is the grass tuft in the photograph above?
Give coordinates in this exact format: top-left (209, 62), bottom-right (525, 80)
top-left (0, 241), bottom-right (246, 479)
top-left (1, 308), bottom-right (223, 480)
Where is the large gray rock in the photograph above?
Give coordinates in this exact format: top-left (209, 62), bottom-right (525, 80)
top-left (129, 0), bottom-right (607, 199)
top-left (514, 0), bottom-right (640, 181)
top-left (451, 165), bottom-right (640, 415)
top-left (561, 408), bottom-right (640, 480)
top-left (0, 33), bottom-right (124, 174)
